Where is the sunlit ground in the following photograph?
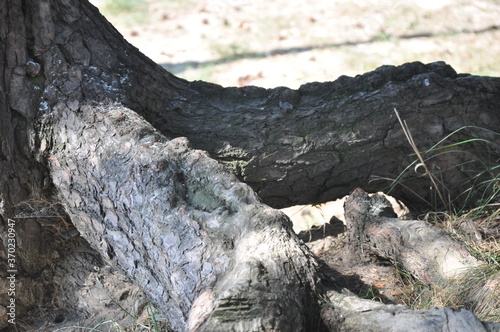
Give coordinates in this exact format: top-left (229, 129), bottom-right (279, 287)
top-left (90, 0), bottom-right (500, 89)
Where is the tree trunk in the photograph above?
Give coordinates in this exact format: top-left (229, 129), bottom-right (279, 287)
top-left (163, 66), bottom-right (500, 211)
top-left (45, 102), bottom-right (322, 331)
top-left (0, 0), bottom-right (499, 331)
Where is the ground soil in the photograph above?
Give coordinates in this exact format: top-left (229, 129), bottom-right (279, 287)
top-left (91, 0), bottom-right (500, 89)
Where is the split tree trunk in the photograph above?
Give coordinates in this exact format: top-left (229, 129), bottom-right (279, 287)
top-left (0, 0), bottom-right (500, 331)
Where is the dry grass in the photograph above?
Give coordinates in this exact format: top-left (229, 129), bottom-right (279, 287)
top-left (390, 111), bottom-right (500, 322)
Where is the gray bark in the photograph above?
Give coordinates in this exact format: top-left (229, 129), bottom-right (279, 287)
top-left (0, 0), bottom-right (499, 331)
top-left (160, 66), bottom-right (500, 210)
top-left (343, 188), bottom-right (481, 285)
top-left (340, 188), bottom-right (499, 328)
top-left (45, 102), bottom-right (321, 331)
top-left (326, 291), bottom-right (500, 332)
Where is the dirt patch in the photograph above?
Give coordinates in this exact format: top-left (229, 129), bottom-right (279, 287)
top-left (90, 0), bottom-right (500, 88)
top-left (286, 195), bottom-right (413, 305)
top-left (310, 235), bottom-right (405, 304)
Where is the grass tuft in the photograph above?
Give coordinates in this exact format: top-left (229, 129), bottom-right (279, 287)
top-left (389, 109), bottom-right (500, 322)
top-left (431, 264), bottom-right (500, 322)
top-left (394, 108), bottom-right (449, 210)
top-left (100, 0), bottom-right (149, 26)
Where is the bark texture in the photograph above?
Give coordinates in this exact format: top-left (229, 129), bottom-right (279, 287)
top-left (160, 65), bottom-right (500, 210)
top-left (343, 189), bottom-right (481, 284)
top-left (46, 102), bottom-right (322, 331)
top-left (341, 188), bottom-right (499, 327)
top-left (326, 291), bottom-right (499, 332)
top-left (4, 0), bottom-right (498, 212)
top-left (0, 0), bottom-right (499, 331)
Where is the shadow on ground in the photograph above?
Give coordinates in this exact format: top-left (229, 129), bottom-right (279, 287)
top-left (161, 25), bottom-right (499, 75)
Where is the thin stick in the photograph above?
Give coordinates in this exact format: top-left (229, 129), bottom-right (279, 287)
top-left (394, 108), bottom-right (448, 209)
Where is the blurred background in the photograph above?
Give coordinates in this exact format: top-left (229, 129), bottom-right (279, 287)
top-left (89, 0), bottom-right (500, 89)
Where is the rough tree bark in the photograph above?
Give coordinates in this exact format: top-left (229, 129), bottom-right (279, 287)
top-left (0, 0), bottom-right (499, 331)
top-left (343, 189), bottom-right (482, 284)
top-left (340, 188), bottom-right (499, 329)
top-left (164, 65), bottom-right (500, 211)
